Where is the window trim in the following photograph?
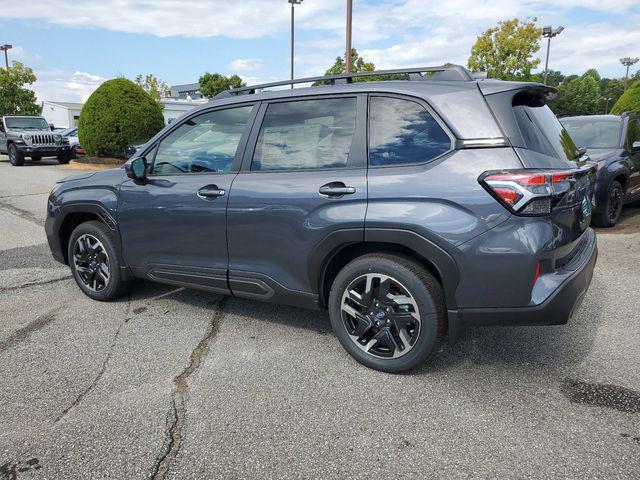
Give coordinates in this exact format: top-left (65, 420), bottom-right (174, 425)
top-left (366, 93), bottom-right (455, 169)
top-left (142, 102), bottom-right (258, 177)
top-left (239, 93), bottom-right (367, 174)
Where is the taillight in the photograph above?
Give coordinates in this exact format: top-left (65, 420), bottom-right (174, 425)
top-left (479, 169), bottom-right (577, 216)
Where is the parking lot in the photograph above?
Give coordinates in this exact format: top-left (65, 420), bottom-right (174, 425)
top-left (0, 155), bottom-right (639, 479)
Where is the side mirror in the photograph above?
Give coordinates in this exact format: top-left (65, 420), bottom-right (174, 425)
top-left (632, 140), bottom-right (640, 153)
top-left (49, 123), bottom-right (55, 131)
top-left (125, 157), bottom-right (148, 182)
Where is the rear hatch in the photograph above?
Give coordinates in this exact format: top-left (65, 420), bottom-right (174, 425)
top-left (481, 84), bottom-right (596, 256)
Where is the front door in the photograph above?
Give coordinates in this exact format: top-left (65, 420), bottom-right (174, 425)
top-left (118, 104), bottom-right (256, 294)
top-left (227, 95), bottom-right (368, 307)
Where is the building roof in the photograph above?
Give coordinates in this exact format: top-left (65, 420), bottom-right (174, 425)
top-left (43, 101), bottom-right (85, 110)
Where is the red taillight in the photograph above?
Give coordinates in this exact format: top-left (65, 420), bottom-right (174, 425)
top-left (533, 262), bottom-right (540, 285)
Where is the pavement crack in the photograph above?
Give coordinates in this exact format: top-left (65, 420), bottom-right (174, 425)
top-left (54, 318), bottom-right (127, 423)
top-left (0, 276), bottom-right (71, 293)
top-left (150, 298), bottom-right (226, 480)
top-left (0, 198), bottom-right (43, 226)
top-left (0, 307), bottom-right (62, 354)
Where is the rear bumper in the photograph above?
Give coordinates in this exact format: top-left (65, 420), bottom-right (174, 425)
top-left (449, 228), bottom-right (597, 327)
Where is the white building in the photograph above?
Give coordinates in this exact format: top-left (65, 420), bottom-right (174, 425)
top-left (41, 98), bottom-right (207, 129)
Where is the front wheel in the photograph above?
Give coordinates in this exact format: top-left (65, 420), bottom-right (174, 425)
top-left (593, 180), bottom-right (624, 227)
top-left (57, 151), bottom-right (71, 164)
top-left (328, 254), bottom-right (446, 373)
top-left (8, 143), bottom-right (25, 166)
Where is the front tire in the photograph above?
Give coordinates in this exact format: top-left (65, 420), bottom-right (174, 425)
top-left (328, 254), bottom-right (446, 373)
top-left (593, 180), bottom-right (624, 227)
top-left (8, 144), bottom-right (24, 166)
top-left (68, 221), bottom-right (131, 301)
top-left (57, 151), bottom-right (71, 164)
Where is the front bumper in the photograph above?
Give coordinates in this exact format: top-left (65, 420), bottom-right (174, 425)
top-left (449, 228), bottom-right (597, 327)
top-left (17, 144), bottom-right (71, 156)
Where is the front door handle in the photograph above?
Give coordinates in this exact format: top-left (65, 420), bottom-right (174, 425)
top-left (319, 182), bottom-right (356, 198)
top-left (197, 185), bottom-right (226, 200)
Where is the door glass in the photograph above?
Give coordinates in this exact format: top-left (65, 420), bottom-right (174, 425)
top-left (251, 97), bottom-right (357, 171)
top-left (369, 97), bottom-right (451, 166)
top-left (151, 106), bottom-right (252, 175)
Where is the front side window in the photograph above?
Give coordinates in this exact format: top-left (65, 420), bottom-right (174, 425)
top-left (151, 105), bottom-right (252, 175)
top-left (251, 97), bottom-right (357, 171)
top-left (369, 96), bottom-right (451, 166)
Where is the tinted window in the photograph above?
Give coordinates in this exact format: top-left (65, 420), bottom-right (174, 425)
top-left (152, 106), bottom-right (252, 175)
top-left (560, 117), bottom-right (622, 149)
top-left (369, 97), bottom-right (450, 166)
top-left (251, 98), bottom-right (356, 171)
top-left (514, 105), bottom-right (579, 161)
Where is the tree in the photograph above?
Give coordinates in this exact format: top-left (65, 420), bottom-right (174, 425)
top-left (532, 69), bottom-right (564, 87)
top-left (135, 73), bottom-right (170, 101)
top-left (78, 78), bottom-right (165, 158)
top-left (316, 48), bottom-right (403, 85)
top-left (198, 73), bottom-right (245, 98)
top-left (467, 18), bottom-right (542, 80)
top-left (611, 79), bottom-right (640, 114)
top-left (551, 75), bottom-right (601, 116)
top-left (0, 62), bottom-right (40, 116)
top-left (582, 68), bottom-right (601, 82)
top-left (600, 78), bottom-right (625, 113)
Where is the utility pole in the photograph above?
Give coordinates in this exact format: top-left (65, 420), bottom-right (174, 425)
top-left (620, 57), bottom-right (639, 90)
top-left (604, 97), bottom-right (612, 114)
top-left (345, 0), bottom-right (352, 74)
top-left (542, 26), bottom-right (563, 85)
top-left (288, 0), bottom-right (302, 88)
top-left (0, 44), bottom-right (12, 70)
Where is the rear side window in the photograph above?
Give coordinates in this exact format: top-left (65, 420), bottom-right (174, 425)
top-left (513, 105), bottom-right (578, 161)
top-left (251, 97), bottom-right (357, 171)
top-left (368, 96), bottom-right (451, 166)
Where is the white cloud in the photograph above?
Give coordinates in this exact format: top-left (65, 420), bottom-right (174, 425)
top-left (228, 58), bottom-right (263, 73)
top-left (32, 69), bottom-right (107, 103)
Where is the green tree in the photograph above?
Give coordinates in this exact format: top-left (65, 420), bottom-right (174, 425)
top-left (611, 79), bottom-right (640, 114)
top-left (467, 18), bottom-right (542, 80)
top-left (198, 73), bottom-right (245, 98)
top-left (600, 77), bottom-right (625, 113)
top-left (551, 75), bottom-right (602, 116)
top-left (532, 69), bottom-right (564, 87)
top-left (582, 68), bottom-right (601, 82)
top-left (135, 73), bottom-right (170, 101)
top-left (0, 61), bottom-right (40, 116)
top-left (316, 48), bottom-right (404, 85)
top-left (78, 78), bottom-right (165, 158)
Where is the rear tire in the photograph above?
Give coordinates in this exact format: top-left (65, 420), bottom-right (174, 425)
top-left (593, 180), bottom-right (624, 227)
top-left (57, 151), bottom-right (72, 164)
top-left (68, 221), bottom-right (131, 301)
top-left (8, 144), bottom-right (24, 166)
top-left (328, 253), bottom-right (446, 373)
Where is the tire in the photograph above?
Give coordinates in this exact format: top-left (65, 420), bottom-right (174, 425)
top-left (31, 155), bottom-right (42, 162)
top-left (57, 151), bottom-right (71, 164)
top-left (8, 143), bottom-right (24, 166)
top-left (593, 180), bottom-right (624, 227)
top-left (67, 221), bottom-right (131, 301)
top-left (328, 253), bottom-right (446, 373)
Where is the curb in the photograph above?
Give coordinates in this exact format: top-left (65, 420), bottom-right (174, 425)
top-left (65, 160), bottom-right (122, 171)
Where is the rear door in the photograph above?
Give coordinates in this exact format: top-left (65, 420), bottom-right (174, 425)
top-left (226, 94), bottom-right (367, 306)
top-left (624, 116), bottom-right (640, 198)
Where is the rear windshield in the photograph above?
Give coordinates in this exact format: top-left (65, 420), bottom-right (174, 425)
top-left (513, 105), bottom-right (579, 161)
top-left (560, 117), bottom-right (622, 149)
top-left (4, 117), bottom-right (49, 130)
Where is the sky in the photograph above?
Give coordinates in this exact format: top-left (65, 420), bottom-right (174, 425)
top-left (1, 0), bottom-right (639, 103)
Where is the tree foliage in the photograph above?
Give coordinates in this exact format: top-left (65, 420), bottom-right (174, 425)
top-left (316, 48), bottom-right (405, 85)
top-left (78, 78), bottom-right (165, 158)
top-left (135, 73), bottom-right (170, 101)
top-left (600, 78), bottom-right (625, 114)
top-left (199, 73), bottom-right (245, 98)
top-left (611, 80), bottom-right (640, 114)
top-left (467, 18), bottom-right (542, 80)
top-left (551, 75), bottom-right (601, 116)
top-left (0, 62), bottom-right (40, 116)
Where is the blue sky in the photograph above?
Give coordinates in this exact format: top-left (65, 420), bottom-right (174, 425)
top-left (1, 0), bottom-right (639, 103)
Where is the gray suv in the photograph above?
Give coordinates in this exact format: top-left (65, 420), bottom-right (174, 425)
top-left (45, 66), bottom-right (598, 372)
top-left (0, 116), bottom-right (73, 165)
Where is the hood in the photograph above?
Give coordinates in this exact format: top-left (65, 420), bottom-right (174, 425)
top-left (8, 127), bottom-right (53, 135)
top-left (585, 148), bottom-right (620, 163)
top-left (57, 171), bottom-right (98, 183)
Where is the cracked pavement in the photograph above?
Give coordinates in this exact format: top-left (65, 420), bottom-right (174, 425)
top-left (0, 155), bottom-right (639, 479)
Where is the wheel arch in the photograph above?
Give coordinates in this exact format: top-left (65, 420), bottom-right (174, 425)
top-left (58, 205), bottom-right (118, 264)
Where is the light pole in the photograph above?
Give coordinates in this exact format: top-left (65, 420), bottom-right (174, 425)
top-left (345, 0), bottom-right (352, 74)
top-left (0, 44), bottom-right (12, 70)
top-left (604, 97), bottom-right (612, 114)
top-left (620, 57), bottom-right (639, 90)
top-left (288, 0), bottom-right (302, 88)
top-left (542, 26), bottom-right (563, 85)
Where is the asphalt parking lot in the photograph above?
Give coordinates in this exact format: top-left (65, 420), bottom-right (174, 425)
top-left (0, 155), bottom-right (639, 479)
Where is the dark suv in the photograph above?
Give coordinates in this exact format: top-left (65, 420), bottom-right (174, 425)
top-left (560, 113), bottom-right (640, 227)
top-left (45, 66), bottom-right (597, 372)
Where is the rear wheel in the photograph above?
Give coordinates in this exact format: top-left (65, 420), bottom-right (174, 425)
top-left (593, 180), bottom-right (624, 227)
top-left (8, 144), bottom-right (24, 166)
top-left (68, 221), bottom-right (131, 301)
top-left (328, 254), bottom-right (446, 373)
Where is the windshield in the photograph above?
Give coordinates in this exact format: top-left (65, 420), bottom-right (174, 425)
top-left (560, 117), bottom-right (622, 149)
top-left (4, 117), bottom-right (50, 130)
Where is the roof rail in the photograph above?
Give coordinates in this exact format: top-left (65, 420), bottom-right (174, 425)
top-left (214, 65), bottom-right (474, 98)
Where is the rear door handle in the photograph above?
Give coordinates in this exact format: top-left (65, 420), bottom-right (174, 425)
top-left (319, 182), bottom-right (356, 198)
top-left (197, 185), bottom-right (226, 200)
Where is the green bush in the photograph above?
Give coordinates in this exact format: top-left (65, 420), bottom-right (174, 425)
top-left (611, 80), bottom-right (640, 114)
top-left (78, 78), bottom-right (164, 158)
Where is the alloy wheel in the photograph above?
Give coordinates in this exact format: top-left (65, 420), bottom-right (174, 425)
top-left (340, 273), bottom-right (421, 359)
top-left (72, 234), bottom-right (110, 292)
top-left (607, 185), bottom-right (623, 223)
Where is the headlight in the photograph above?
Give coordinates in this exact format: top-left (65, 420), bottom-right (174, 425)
top-left (22, 134), bottom-right (32, 142)
top-left (53, 134), bottom-right (62, 142)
